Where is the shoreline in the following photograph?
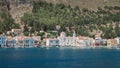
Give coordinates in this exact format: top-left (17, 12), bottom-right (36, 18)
top-left (1, 45), bottom-right (120, 50)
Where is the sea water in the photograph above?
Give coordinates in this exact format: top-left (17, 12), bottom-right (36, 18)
top-left (0, 48), bottom-right (120, 68)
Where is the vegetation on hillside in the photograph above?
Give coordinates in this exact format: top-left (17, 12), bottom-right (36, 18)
top-left (21, 1), bottom-right (120, 38)
top-left (0, 12), bottom-right (20, 34)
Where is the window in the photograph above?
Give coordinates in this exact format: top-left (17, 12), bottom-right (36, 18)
top-left (56, 40), bottom-right (59, 43)
top-left (50, 40), bottom-right (53, 43)
top-left (2, 41), bottom-right (4, 43)
top-left (26, 40), bottom-right (29, 43)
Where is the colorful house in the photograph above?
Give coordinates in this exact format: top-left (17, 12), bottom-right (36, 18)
top-left (100, 39), bottom-right (107, 46)
top-left (7, 39), bottom-right (17, 48)
top-left (95, 39), bottom-right (101, 46)
top-left (23, 38), bottom-right (34, 48)
top-left (94, 34), bottom-right (102, 46)
top-left (107, 39), bottom-right (118, 46)
top-left (0, 36), bottom-right (7, 47)
top-left (77, 36), bottom-right (86, 47)
top-left (16, 36), bottom-right (25, 47)
top-left (32, 36), bottom-right (41, 46)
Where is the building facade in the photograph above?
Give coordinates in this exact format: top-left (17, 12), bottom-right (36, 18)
top-left (107, 39), bottom-right (118, 46)
top-left (58, 32), bottom-right (78, 47)
top-left (115, 37), bottom-right (120, 46)
top-left (23, 38), bottom-right (34, 48)
top-left (12, 29), bottom-right (21, 36)
top-left (0, 36), bottom-right (7, 47)
top-left (46, 39), bottom-right (59, 47)
top-left (7, 39), bottom-right (17, 48)
top-left (32, 36), bottom-right (41, 46)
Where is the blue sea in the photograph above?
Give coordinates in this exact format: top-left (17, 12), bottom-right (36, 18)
top-left (0, 48), bottom-right (120, 68)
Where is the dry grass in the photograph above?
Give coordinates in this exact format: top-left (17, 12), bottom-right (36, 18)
top-left (43, 0), bottom-right (120, 10)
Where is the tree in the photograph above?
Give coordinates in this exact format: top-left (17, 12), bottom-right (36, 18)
top-left (21, 1), bottom-right (120, 38)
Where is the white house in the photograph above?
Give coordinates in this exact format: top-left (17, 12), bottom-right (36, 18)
top-left (58, 32), bottom-right (78, 47)
top-left (46, 38), bottom-right (59, 47)
top-left (11, 29), bottom-right (21, 36)
top-left (115, 37), bottom-right (120, 46)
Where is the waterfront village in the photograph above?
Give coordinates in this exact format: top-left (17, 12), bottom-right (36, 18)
top-left (0, 28), bottom-right (120, 49)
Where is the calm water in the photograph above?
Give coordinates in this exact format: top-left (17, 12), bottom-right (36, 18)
top-left (0, 48), bottom-right (120, 68)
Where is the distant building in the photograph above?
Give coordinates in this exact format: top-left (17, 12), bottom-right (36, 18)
top-left (100, 39), bottom-right (107, 46)
top-left (107, 39), bottom-right (118, 46)
top-left (95, 39), bottom-right (101, 46)
top-left (0, 36), bottom-right (7, 47)
top-left (94, 34), bottom-right (102, 46)
top-left (7, 39), bottom-right (17, 48)
top-left (23, 37), bottom-right (34, 48)
top-left (32, 36), bottom-right (41, 41)
top-left (12, 29), bottom-right (21, 36)
top-left (77, 36), bottom-right (95, 47)
top-left (77, 39), bottom-right (86, 47)
top-left (77, 36), bottom-right (89, 47)
top-left (115, 37), bottom-right (120, 45)
top-left (89, 38), bottom-right (95, 46)
top-left (58, 32), bottom-right (78, 47)
top-left (16, 36), bottom-right (25, 47)
top-left (84, 39), bottom-right (91, 46)
top-left (32, 36), bottom-right (41, 46)
top-left (46, 38), bottom-right (59, 47)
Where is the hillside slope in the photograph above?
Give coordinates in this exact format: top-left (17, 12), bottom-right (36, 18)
top-left (0, 0), bottom-right (120, 12)
top-left (42, 0), bottom-right (120, 10)
top-left (0, 0), bottom-right (120, 38)
top-left (21, 1), bottom-right (120, 38)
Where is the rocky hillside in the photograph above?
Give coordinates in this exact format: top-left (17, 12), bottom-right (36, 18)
top-left (1, 0), bottom-right (118, 23)
top-left (42, 0), bottom-right (120, 10)
top-left (0, 0), bottom-right (9, 12)
top-left (0, 0), bottom-right (33, 24)
top-left (0, 0), bottom-right (120, 12)
top-left (0, 0), bottom-right (120, 14)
